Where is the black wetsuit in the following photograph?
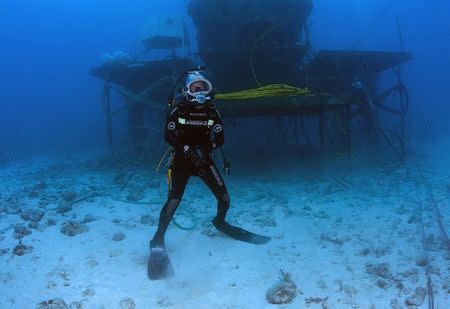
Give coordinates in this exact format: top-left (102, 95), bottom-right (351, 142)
top-left (151, 99), bottom-right (229, 247)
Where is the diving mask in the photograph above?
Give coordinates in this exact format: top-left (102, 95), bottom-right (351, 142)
top-left (183, 72), bottom-right (212, 104)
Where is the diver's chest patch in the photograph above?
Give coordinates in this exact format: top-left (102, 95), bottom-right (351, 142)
top-left (178, 117), bottom-right (214, 127)
top-left (185, 119), bottom-right (208, 126)
top-left (167, 122), bottom-right (176, 130)
top-left (213, 124), bottom-right (223, 133)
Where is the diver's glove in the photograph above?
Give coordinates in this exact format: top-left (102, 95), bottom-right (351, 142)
top-left (184, 145), bottom-right (207, 168)
top-left (223, 160), bottom-right (231, 176)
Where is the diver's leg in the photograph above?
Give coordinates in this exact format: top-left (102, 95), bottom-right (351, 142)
top-left (198, 163), bottom-right (229, 224)
top-left (148, 165), bottom-right (190, 280)
top-left (199, 163), bottom-right (271, 245)
top-left (151, 165), bottom-right (190, 248)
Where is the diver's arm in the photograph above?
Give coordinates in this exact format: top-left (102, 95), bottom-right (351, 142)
top-left (164, 108), bottom-right (180, 146)
top-left (210, 109), bottom-right (224, 149)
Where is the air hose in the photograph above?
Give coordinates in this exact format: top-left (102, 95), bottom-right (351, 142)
top-left (215, 84), bottom-right (313, 101)
top-left (172, 206), bottom-right (197, 231)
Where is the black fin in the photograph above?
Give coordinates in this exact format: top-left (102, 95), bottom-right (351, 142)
top-left (213, 220), bottom-right (271, 245)
top-left (148, 248), bottom-right (174, 280)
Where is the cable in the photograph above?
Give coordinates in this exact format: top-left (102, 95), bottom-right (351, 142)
top-left (0, 223), bottom-right (24, 235)
top-left (111, 75), bottom-right (176, 110)
top-left (250, 23), bottom-right (286, 87)
top-left (156, 146), bottom-right (172, 173)
top-left (215, 84), bottom-right (313, 101)
top-left (172, 206), bottom-right (197, 231)
top-left (416, 181), bottom-right (435, 309)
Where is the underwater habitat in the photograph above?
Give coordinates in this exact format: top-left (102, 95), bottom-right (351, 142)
top-left (1, 0), bottom-right (450, 308)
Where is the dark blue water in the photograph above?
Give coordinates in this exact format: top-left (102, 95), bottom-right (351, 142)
top-left (0, 0), bottom-right (449, 153)
top-left (0, 1), bottom-right (185, 155)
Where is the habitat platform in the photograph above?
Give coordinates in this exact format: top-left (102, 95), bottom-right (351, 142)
top-left (90, 58), bottom-right (193, 98)
top-left (311, 50), bottom-right (411, 73)
top-left (90, 50), bottom-right (410, 117)
top-left (306, 50), bottom-right (411, 93)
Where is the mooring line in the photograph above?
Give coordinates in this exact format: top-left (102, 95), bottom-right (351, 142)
top-left (411, 161), bottom-right (450, 309)
top-left (0, 223), bottom-right (23, 235)
top-left (415, 181), bottom-right (435, 309)
top-left (427, 189), bottom-right (450, 254)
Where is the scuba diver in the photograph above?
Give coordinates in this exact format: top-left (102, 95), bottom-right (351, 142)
top-left (148, 68), bottom-right (271, 280)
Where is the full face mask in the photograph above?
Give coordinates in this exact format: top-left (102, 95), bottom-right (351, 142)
top-left (183, 72), bottom-right (212, 105)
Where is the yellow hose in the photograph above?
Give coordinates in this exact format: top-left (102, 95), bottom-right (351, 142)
top-left (156, 147), bottom-right (172, 173)
top-left (215, 84), bottom-right (313, 101)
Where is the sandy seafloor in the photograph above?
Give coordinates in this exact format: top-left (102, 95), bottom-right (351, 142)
top-left (0, 143), bottom-right (449, 309)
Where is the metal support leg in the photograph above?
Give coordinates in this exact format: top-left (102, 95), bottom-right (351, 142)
top-left (104, 82), bottom-right (113, 154)
top-left (128, 102), bottom-right (147, 156)
top-left (345, 104), bottom-right (351, 154)
top-left (400, 95), bottom-right (406, 162)
top-left (319, 110), bottom-right (325, 148)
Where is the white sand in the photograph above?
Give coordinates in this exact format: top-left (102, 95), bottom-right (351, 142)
top-left (0, 147), bottom-right (449, 309)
